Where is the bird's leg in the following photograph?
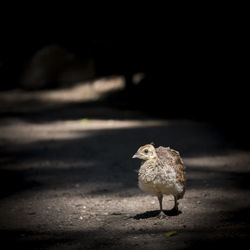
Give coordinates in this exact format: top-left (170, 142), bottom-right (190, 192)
top-left (158, 194), bottom-right (163, 212)
top-left (157, 194), bottom-right (166, 218)
top-left (173, 195), bottom-right (179, 212)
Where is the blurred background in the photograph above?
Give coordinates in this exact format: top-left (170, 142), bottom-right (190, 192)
top-left (0, 35), bottom-right (249, 249)
top-left (0, 37), bottom-right (248, 145)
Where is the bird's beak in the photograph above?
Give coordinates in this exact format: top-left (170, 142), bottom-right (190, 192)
top-left (132, 152), bottom-right (142, 159)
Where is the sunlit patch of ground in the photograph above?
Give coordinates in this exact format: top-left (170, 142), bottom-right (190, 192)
top-left (0, 119), bottom-right (168, 143)
top-left (0, 76), bottom-right (125, 112)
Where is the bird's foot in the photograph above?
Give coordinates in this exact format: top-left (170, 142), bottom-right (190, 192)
top-left (157, 211), bottom-right (167, 219)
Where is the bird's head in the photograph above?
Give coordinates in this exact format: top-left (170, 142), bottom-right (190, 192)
top-left (132, 144), bottom-right (157, 160)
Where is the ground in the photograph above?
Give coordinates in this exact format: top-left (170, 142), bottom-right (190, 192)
top-left (0, 77), bottom-right (250, 249)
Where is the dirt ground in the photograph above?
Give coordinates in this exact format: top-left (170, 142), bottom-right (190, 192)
top-left (0, 77), bottom-right (250, 249)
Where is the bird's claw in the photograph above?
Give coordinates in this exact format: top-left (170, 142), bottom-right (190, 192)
top-left (157, 211), bottom-right (167, 219)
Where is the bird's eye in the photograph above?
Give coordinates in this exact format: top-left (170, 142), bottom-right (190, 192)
top-left (144, 149), bottom-right (148, 154)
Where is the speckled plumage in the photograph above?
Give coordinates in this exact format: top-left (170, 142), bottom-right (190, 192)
top-left (133, 144), bottom-right (186, 215)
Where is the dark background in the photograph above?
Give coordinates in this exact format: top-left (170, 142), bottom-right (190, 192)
top-left (0, 36), bottom-right (248, 147)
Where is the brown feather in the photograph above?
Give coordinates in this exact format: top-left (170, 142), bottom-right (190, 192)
top-left (156, 146), bottom-right (186, 196)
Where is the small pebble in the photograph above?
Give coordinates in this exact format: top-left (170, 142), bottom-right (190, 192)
top-left (111, 212), bottom-right (122, 215)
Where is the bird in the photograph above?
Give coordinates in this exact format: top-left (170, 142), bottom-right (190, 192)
top-left (132, 143), bottom-right (186, 218)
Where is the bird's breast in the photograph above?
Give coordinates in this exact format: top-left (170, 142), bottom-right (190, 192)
top-left (138, 160), bottom-right (177, 185)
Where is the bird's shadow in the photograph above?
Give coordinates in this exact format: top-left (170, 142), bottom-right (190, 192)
top-left (133, 209), bottom-right (182, 220)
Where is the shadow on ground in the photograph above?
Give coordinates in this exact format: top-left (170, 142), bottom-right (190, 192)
top-left (134, 209), bottom-right (181, 220)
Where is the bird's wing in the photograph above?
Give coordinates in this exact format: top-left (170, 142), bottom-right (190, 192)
top-left (156, 146), bottom-right (186, 184)
top-left (155, 146), bottom-right (183, 166)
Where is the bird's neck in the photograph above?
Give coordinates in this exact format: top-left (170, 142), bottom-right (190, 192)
top-left (142, 157), bottom-right (157, 164)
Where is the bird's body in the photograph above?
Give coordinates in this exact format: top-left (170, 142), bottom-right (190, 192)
top-left (133, 144), bottom-right (186, 216)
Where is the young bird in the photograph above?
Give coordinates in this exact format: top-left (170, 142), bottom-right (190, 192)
top-left (132, 143), bottom-right (186, 218)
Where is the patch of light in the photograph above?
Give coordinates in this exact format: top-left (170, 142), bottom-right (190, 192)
top-left (184, 153), bottom-right (250, 169)
top-left (132, 72), bottom-right (146, 85)
top-left (41, 76), bottom-right (125, 103)
top-left (0, 119), bottom-right (168, 144)
top-left (0, 76), bottom-right (125, 108)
